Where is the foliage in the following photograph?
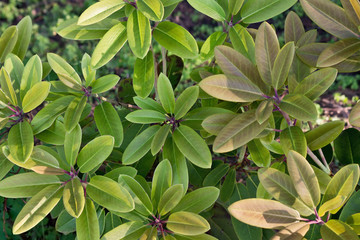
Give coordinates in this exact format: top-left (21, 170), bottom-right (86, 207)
top-left (1, 0), bottom-right (360, 239)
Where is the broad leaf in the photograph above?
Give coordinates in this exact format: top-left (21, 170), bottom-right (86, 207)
top-left (64, 96), bottom-right (87, 132)
top-left (174, 86), bottom-right (199, 120)
top-left (187, 0), bottom-right (226, 21)
top-left (63, 177), bottom-right (85, 218)
top-left (285, 11), bottom-right (305, 44)
top-left (167, 211), bottom-right (210, 236)
top-left (320, 220), bottom-right (358, 240)
top-left (77, 135), bottom-right (114, 173)
top-left (133, 51), bottom-right (154, 98)
top-left (137, 0), bottom-right (164, 21)
top-left (151, 159), bottom-right (172, 209)
top-left (334, 128), bottom-right (360, 164)
top-left (126, 109), bottom-right (166, 124)
top-left (101, 221), bottom-right (147, 240)
top-left (47, 53), bottom-right (81, 85)
top-left (22, 81), bottom-right (50, 113)
top-left (305, 121), bottom-right (344, 151)
top-left (280, 126), bottom-right (307, 157)
top-left (8, 120), bottom-right (33, 163)
top-left (76, 198), bottom-right (100, 240)
top-left (272, 42), bottom-right (295, 89)
top-left (157, 73), bottom-right (175, 113)
top-left (127, 10), bottom-right (151, 59)
top-left (279, 94), bottom-right (317, 121)
top-left (158, 184), bottom-right (183, 215)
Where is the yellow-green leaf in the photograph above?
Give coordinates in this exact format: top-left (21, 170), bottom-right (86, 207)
top-left (63, 177), bottom-right (85, 218)
top-left (127, 10), bottom-right (151, 59)
top-left (22, 81), bottom-right (50, 113)
top-left (167, 211), bottom-right (210, 236)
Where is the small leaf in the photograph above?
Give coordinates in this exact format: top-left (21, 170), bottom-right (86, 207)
top-left (174, 86), bottom-right (199, 120)
top-left (87, 176), bottom-right (134, 212)
top-left (94, 102), bottom-right (124, 147)
top-left (203, 164), bottom-right (229, 186)
top-left (127, 10), bottom-right (151, 59)
top-left (158, 184), bottom-right (183, 215)
top-left (133, 96), bottom-right (166, 113)
top-left (0, 26), bottom-right (18, 63)
top-left (13, 185), bottom-right (63, 234)
top-left (151, 124), bottom-right (170, 155)
top-left (318, 195), bottom-right (346, 217)
top-left (153, 21), bottom-right (198, 59)
top-left (350, 101), bottom-right (360, 127)
top-left (47, 53), bottom-right (81, 85)
top-left (78, 0), bottom-right (126, 26)
top-left (133, 51), bottom-right (154, 98)
top-left (256, 99), bottom-right (273, 124)
top-left (229, 25), bottom-right (256, 64)
top-left (167, 211), bottom-right (210, 236)
top-left (272, 42), bottom-right (295, 89)
top-left (63, 177), bottom-right (85, 218)
top-left (228, 198), bottom-right (301, 229)
top-left (22, 81), bottom-right (50, 113)
top-left (77, 135), bottom-right (114, 173)
top-left (285, 11), bottom-right (305, 44)
top-left (8, 121), bottom-right (34, 163)
top-left (173, 125), bottom-right (212, 169)
top-left (91, 22), bottom-right (127, 69)
top-left (76, 199), bottom-right (100, 240)
top-left (187, 0), bottom-right (226, 21)
top-left (157, 73), bottom-right (175, 113)
top-left (200, 31), bottom-right (227, 61)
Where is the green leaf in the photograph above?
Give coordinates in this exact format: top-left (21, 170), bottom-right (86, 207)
top-left (173, 125), bottom-right (212, 169)
top-left (203, 164), bottom-right (229, 186)
top-left (0, 172), bottom-right (60, 198)
top-left (255, 22), bottom-right (279, 86)
top-left (127, 10), bottom-right (151, 59)
top-left (346, 213), bottom-right (360, 234)
top-left (285, 11), bottom-right (305, 44)
top-left (213, 110), bottom-right (268, 153)
top-left (8, 121), bottom-right (34, 163)
top-left (272, 222), bottom-right (310, 240)
top-left (300, 0), bottom-right (359, 39)
top-left (174, 86), bottom-right (199, 120)
top-left (77, 135), bottom-right (114, 173)
top-left (200, 31), bottom-right (227, 61)
top-left (318, 195), bottom-right (346, 217)
top-left (122, 125), bottom-right (161, 165)
top-left (172, 187), bottom-right (219, 213)
top-left (151, 124), bottom-right (170, 155)
top-left (94, 102), bottom-right (124, 147)
top-left (157, 73), bottom-right (175, 113)
top-left (255, 99), bottom-right (273, 125)
top-left (229, 25), bottom-right (256, 64)
top-left (118, 175), bottom-right (153, 215)
top-left (0, 26), bottom-right (18, 63)
top-left (22, 81), bottom-right (50, 113)
top-left (220, 168), bottom-right (236, 202)
top-left (63, 177), bottom-right (85, 218)
top-left (214, 45), bottom-right (267, 94)
top-left (91, 22), bottom-right (127, 69)
top-left (90, 74), bottom-right (120, 94)
top-left (31, 95), bottom-right (75, 134)
top-left (137, 0), bottom-right (164, 21)
top-left (20, 55), bottom-right (43, 100)
top-left (258, 167), bottom-right (314, 216)
top-left (272, 42), bottom-right (295, 89)
top-left (104, 166), bottom-right (137, 180)
top-left (183, 107), bottom-right (234, 130)
top-left (279, 94), bottom-right (318, 121)
top-left (293, 68), bottom-right (338, 100)
top-left (306, 121), bottom-right (345, 151)
top-left (320, 220), bottom-right (358, 240)
top-left (36, 120), bottom-right (66, 145)
top-left (64, 124), bottom-right (82, 166)
top-left (287, 150), bottom-right (320, 209)
top-left (187, 0), bottom-right (226, 21)
top-left (133, 96), bottom-right (166, 114)
top-left (199, 74), bottom-right (263, 103)
top-left (334, 128), bottom-right (360, 164)
top-left (78, 0), bottom-right (126, 25)
top-left (12, 16), bottom-right (32, 60)
top-left (280, 126), bottom-right (307, 157)
top-left (101, 221), bottom-right (147, 240)
top-left (0, 154), bottom-right (13, 181)
top-left (133, 51), bottom-right (154, 98)
top-left (167, 211), bottom-right (210, 236)
top-left (57, 17), bottom-right (119, 40)
top-left (317, 39), bottom-right (360, 67)
top-left (322, 164), bottom-right (359, 214)
top-left (228, 198), bottom-right (301, 229)
top-left (64, 96), bottom-right (87, 132)
top-left (76, 198), bottom-right (100, 240)
top-left (87, 176), bottom-right (134, 212)
top-left (163, 136), bottom-right (189, 194)
top-left (126, 109), bottom-right (166, 124)
top-left (248, 139), bottom-right (271, 167)
top-left (151, 159), bottom-right (172, 209)
top-left (13, 185), bottom-right (63, 234)
top-left (350, 101), bottom-right (360, 127)
top-left (240, 0), bottom-right (297, 24)
top-left (312, 165), bottom-right (331, 194)
top-left (47, 53), bottom-right (82, 86)
top-left (158, 184), bottom-right (183, 215)
top-left (229, 0), bottom-right (244, 15)
top-left (55, 210), bottom-right (76, 234)
top-left (0, 68), bottom-right (17, 106)
top-left (153, 21), bottom-right (198, 59)
top-left (4, 53), bottom-right (23, 91)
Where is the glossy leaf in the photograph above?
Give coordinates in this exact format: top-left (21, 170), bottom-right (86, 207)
top-left (187, 0), bottom-right (226, 21)
top-left (173, 125), bottom-right (212, 168)
top-left (76, 198), bottom-right (100, 240)
top-left (158, 73), bottom-right (175, 113)
top-left (280, 126), bottom-right (307, 157)
top-left (94, 102), bottom-right (124, 147)
top-left (228, 25), bottom-right (256, 64)
top-left (137, 0), bottom-right (164, 21)
top-left (306, 121), bottom-right (344, 151)
top-left (0, 68), bottom-right (17, 106)
top-left (126, 109), bottom-right (166, 124)
top-left (36, 120), bottom-right (66, 146)
top-left (13, 185), bottom-right (63, 234)
top-left (91, 22), bottom-right (127, 69)
top-left (63, 177), bottom-right (85, 218)
top-left (151, 124), bottom-right (170, 155)
top-left (248, 139), bottom-right (271, 167)
top-left (151, 159), bottom-right (172, 209)
top-left (20, 54), bottom-right (43, 101)
top-left (22, 81), bottom-right (50, 113)
top-left (133, 51), bottom-right (154, 98)
top-left (153, 21), bottom-right (198, 59)
top-left (167, 211), bottom-right (210, 236)
top-left (47, 53), bottom-right (81, 85)
top-left (228, 199), bottom-right (301, 229)
top-left (90, 74), bottom-right (120, 94)
top-left (334, 128), bottom-right (360, 164)
top-left (87, 176), bottom-right (134, 212)
top-left (64, 124), bottom-right (82, 166)
top-left (64, 96), bottom-right (87, 132)
top-left (0, 26), bottom-right (18, 63)
top-left (203, 164), bottom-right (229, 186)
top-left (8, 120), bottom-right (34, 163)
top-left (122, 125), bottom-right (161, 165)
top-left (318, 195), bottom-right (346, 217)
top-left (127, 10), bottom-right (151, 59)
top-left (320, 220), bottom-right (358, 240)
top-left (174, 86), bottom-right (199, 120)
top-left (134, 96), bottom-right (166, 114)
top-left (158, 184), bottom-right (183, 215)
top-left (78, 0), bottom-right (126, 25)
top-left (101, 221), bottom-right (147, 240)
top-left (200, 31), bottom-right (227, 60)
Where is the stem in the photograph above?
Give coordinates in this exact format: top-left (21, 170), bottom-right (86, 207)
top-left (161, 47), bottom-right (167, 76)
top-left (307, 147), bottom-right (330, 174)
top-left (151, 47), bottom-right (158, 99)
